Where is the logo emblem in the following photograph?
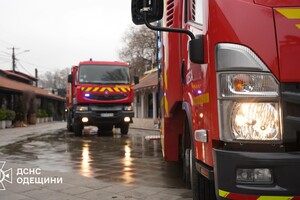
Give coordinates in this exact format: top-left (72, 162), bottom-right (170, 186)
top-left (0, 161), bottom-right (12, 190)
top-left (104, 89), bottom-right (110, 97)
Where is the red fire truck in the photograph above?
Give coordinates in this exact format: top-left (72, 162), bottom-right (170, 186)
top-left (131, 0), bottom-right (300, 199)
top-left (66, 60), bottom-right (134, 136)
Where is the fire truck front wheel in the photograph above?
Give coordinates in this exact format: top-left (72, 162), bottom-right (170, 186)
top-left (67, 119), bottom-right (73, 132)
top-left (182, 119), bottom-right (192, 188)
top-left (120, 123), bottom-right (129, 135)
top-left (184, 148), bottom-right (192, 189)
top-left (67, 111), bottom-right (73, 132)
top-left (73, 123), bottom-right (83, 136)
top-left (184, 117), bottom-right (216, 200)
top-left (191, 146), bottom-right (216, 200)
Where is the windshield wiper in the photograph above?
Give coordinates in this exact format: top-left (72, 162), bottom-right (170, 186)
top-left (90, 81), bottom-right (130, 85)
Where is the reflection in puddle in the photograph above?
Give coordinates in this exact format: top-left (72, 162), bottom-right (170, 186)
top-left (81, 142), bottom-right (92, 177)
top-left (0, 130), bottom-right (186, 188)
top-left (122, 141), bottom-right (133, 184)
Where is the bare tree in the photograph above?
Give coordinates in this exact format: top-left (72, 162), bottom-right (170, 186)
top-left (53, 68), bottom-right (70, 89)
top-left (39, 67), bottom-right (70, 89)
top-left (119, 25), bottom-right (157, 78)
top-left (39, 71), bottom-right (54, 88)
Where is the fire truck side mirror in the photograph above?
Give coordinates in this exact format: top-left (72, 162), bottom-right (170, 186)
top-left (134, 76), bottom-right (139, 84)
top-left (131, 0), bottom-right (163, 25)
top-left (189, 35), bottom-right (204, 64)
top-left (68, 74), bottom-right (72, 83)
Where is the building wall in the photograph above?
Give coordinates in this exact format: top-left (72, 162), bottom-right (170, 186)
top-left (134, 87), bottom-right (158, 120)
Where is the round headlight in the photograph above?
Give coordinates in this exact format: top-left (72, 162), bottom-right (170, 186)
top-left (231, 103), bottom-right (280, 140)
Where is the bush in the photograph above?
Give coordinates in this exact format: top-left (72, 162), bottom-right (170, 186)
top-left (37, 109), bottom-right (48, 118)
top-left (0, 109), bottom-right (6, 121)
top-left (42, 110), bottom-right (48, 118)
top-left (46, 103), bottom-right (54, 117)
top-left (14, 96), bottom-right (25, 121)
top-left (5, 110), bottom-right (16, 121)
top-left (37, 109), bottom-right (43, 118)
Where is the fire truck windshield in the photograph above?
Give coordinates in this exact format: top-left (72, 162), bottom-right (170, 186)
top-left (78, 64), bottom-right (130, 84)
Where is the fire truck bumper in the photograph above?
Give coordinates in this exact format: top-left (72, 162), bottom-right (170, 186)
top-left (213, 148), bottom-right (300, 199)
top-left (74, 111), bottom-right (134, 126)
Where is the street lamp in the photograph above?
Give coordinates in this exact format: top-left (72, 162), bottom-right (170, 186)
top-left (16, 49), bottom-right (30, 55)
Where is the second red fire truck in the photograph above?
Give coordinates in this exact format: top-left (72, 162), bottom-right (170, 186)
top-left (131, 0), bottom-right (300, 199)
top-left (66, 60), bottom-right (134, 136)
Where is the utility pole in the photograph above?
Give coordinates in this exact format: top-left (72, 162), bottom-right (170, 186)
top-left (7, 47), bottom-right (29, 72)
top-left (35, 68), bottom-right (38, 87)
top-left (8, 47), bottom-right (18, 72)
top-left (12, 47), bottom-right (16, 72)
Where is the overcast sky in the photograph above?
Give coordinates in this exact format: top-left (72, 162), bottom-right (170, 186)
top-left (0, 0), bottom-right (133, 76)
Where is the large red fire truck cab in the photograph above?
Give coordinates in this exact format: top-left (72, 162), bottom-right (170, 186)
top-left (131, 0), bottom-right (300, 199)
top-left (66, 61), bottom-right (134, 136)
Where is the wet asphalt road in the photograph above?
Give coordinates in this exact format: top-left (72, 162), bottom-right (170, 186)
top-left (0, 127), bottom-right (191, 195)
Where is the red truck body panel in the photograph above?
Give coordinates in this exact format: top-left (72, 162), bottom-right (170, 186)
top-left (255, 0), bottom-right (300, 7)
top-left (274, 7), bottom-right (300, 82)
top-left (155, 0), bottom-right (300, 198)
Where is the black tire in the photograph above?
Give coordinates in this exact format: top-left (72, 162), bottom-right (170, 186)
top-left (191, 148), bottom-right (216, 200)
top-left (66, 111), bottom-right (73, 132)
top-left (67, 119), bottom-right (73, 132)
top-left (73, 123), bottom-right (83, 136)
top-left (184, 148), bottom-right (192, 189)
top-left (182, 118), bottom-right (192, 188)
top-left (120, 123), bottom-right (129, 135)
top-left (184, 117), bottom-right (216, 200)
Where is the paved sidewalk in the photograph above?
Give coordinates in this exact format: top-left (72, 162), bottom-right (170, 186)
top-left (130, 118), bottom-right (159, 131)
top-left (0, 121), bottom-right (66, 147)
top-left (0, 121), bottom-right (192, 200)
top-left (1, 165), bottom-right (192, 200)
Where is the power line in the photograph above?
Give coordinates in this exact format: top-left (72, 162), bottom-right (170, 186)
top-left (0, 60), bottom-right (10, 65)
top-left (2, 46), bottom-right (55, 75)
top-left (0, 59), bottom-right (10, 63)
top-left (16, 60), bottom-right (34, 76)
top-left (0, 51), bottom-right (10, 56)
top-left (17, 58), bottom-right (50, 71)
top-left (0, 55), bottom-right (10, 59)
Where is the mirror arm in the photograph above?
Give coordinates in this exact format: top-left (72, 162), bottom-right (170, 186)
top-left (142, 11), bottom-right (195, 40)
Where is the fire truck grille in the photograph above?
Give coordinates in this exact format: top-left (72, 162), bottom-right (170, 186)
top-left (281, 83), bottom-right (300, 149)
top-left (87, 94), bottom-right (128, 100)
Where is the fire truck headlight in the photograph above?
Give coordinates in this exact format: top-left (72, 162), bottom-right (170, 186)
top-left (82, 117), bottom-right (88, 123)
top-left (218, 97), bottom-right (282, 142)
top-left (231, 102), bottom-right (280, 141)
top-left (218, 73), bottom-right (279, 98)
top-left (216, 43), bottom-right (282, 142)
top-left (76, 106), bottom-right (89, 111)
top-left (124, 105), bottom-right (133, 111)
top-left (218, 73), bottom-right (281, 141)
top-left (124, 117), bottom-right (131, 122)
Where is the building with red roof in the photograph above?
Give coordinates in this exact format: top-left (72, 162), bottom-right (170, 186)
top-left (0, 69), bottom-right (65, 124)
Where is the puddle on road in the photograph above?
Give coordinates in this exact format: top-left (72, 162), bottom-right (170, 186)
top-left (0, 129), bottom-right (186, 189)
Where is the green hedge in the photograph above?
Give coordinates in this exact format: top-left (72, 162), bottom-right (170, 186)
top-left (37, 109), bottom-right (48, 118)
top-left (5, 109), bottom-right (16, 120)
top-left (0, 109), bottom-right (6, 121)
